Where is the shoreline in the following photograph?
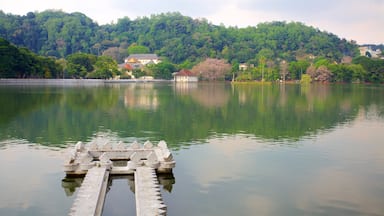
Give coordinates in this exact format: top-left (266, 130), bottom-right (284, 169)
top-left (0, 78), bottom-right (174, 86)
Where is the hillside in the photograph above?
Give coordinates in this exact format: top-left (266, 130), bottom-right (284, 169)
top-left (0, 38), bottom-right (62, 78)
top-left (0, 10), bottom-right (358, 64)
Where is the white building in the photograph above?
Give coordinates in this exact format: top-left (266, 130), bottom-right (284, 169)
top-left (124, 54), bottom-right (161, 66)
top-left (173, 69), bottom-right (198, 82)
top-left (359, 46), bottom-right (382, 58)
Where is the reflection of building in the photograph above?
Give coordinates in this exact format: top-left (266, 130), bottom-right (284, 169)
top-left (173, 69), bottom-right (198, 82)
top-left (124, 84), bottom-right (159, 110)
top-left (173, 82), bottom-right (198, 95)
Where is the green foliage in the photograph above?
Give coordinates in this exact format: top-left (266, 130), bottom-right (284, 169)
top-left (328, 64), bottom-right (367, 83)
top-left (127, 43), bottom-right (150, 54)
top-left (1, 11), bottom-right (358, 65)
top-left (0, 37), bottom-right (62, 78)
top-left (235, 71), bottom-right (253, 81)
top-left (65, 53), bottom-right (120, 79)
top-left (132, 69), bottom-right (146, 78)
top-left (147, 61), bottom-right (176, 79)
top-left (300, 74), bottom-right (312, 84)
top-left (289, 60), bottom-right (310, 80)
top-left (3, 10), bottom-right (382, 82)
top-left (66, 53), bottom-right (97, 78)
top-left (87, 56), bottom-right (119, 79)
top-left (352, 56), bottom-right (384, 83)
top-left (314, 57), bottom-right (331, 68)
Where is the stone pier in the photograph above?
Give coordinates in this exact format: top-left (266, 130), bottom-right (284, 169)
top-left (135, 167), bottom-right (167, 216)
top-left (68, 167), bottom-right (110, 216)
top-left (64, 140), bottom-right (176, 216)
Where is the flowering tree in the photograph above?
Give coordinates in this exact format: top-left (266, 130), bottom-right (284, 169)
top-left (306, 65), bottom-right (332, 82)
top-left (192, 58), bottom-right (231, 81)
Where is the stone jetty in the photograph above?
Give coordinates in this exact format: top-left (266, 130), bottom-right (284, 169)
top-left (64, 140), bottom-right (176, 216)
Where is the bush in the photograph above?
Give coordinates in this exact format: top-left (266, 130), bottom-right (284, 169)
top-left (300, 74), bottom-right (311, 84)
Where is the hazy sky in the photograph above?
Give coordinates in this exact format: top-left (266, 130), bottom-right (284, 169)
top-left (2, 0), bottom-right (383, 44)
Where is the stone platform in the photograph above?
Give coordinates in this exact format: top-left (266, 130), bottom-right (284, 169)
top-left (64, 140), bottom-right (176, 216)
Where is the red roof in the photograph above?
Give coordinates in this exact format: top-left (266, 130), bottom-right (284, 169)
top-left (124, 64), bottom-right (133, 70)
top-left (174, 69), bottom-right (196, 76)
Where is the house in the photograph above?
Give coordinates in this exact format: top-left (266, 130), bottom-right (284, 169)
top-left (124, 54), bottom-right (161, 67)
top-left (239, 63), bottom-right (248, 71)
top-left (239, 63), bottom-right (254, 71)
top-left (359, 46), bottom-right (382, 58)
top-left (173, 69), bottom-right (198, 82)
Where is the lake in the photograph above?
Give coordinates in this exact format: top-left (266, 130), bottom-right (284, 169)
top-left (0, 81), bottom-right (383, 216)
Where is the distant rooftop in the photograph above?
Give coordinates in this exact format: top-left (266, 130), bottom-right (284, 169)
top-left (174, 69), bottom-right (196, 77)
top-left (126, 54), bottom-right (159, 60)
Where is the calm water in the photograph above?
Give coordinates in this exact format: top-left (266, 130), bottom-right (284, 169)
top-left (0, 81), bottom-right (383, 216)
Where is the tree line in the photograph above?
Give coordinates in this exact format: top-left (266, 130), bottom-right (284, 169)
top-left (0, 10), bottom-right (383, 82)
top-left (0, 10), bottom-right (358, 63)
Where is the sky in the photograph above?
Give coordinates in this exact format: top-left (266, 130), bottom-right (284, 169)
top-left (2, 0), bottom-right (383, 44)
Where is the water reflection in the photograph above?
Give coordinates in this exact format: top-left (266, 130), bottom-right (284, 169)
top-left (0, 83), bottom-right (384, 216)
top-left (124, 83), bottom-right (159, 110)
top-left (173, 82), bottom-right (198, 95)
top-left (169, 113), bottom-right (384, 215)
top-left (61, 172), bottom-right (175, 216)
top-left (61, 173), bottom-right (175, 196)
top-left (0, 140), bottom-right (72, 216)
top-left (0, 83), bottom-right (383, 147)
top-left (61, 177), bottom-right (83, 197)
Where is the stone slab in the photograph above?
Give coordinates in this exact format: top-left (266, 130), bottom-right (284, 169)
top-left (135, 167), bottom-right (167, 216)
top-left (69, 167), bottom-right (109, 216)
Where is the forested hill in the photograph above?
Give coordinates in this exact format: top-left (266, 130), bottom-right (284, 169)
top-left (0, 10), bottom-right (358, 64)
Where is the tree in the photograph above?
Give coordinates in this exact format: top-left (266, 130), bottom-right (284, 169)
top-left (87, 55), bottom-right (118, 79)
top-left (289, 60), bottom-right (310, 80)
top-left (306, 65), bottom-right (317, 81)
top-left (259, 56), bottom-right (266, 81)
top-left (192, 58), bottom-right (231, 81)
top-left (148, 61), bottom-right (176, 79)
top-left (300, 74), bottom-right (311, 84)
top-left (353, 56), bottom-right (384, 83)
top-left (306, 64), bottom-right (332, 82)
top-left (0, 37), bottom-right (62, 78)
top-left (279, 60), bottom-right (289, 81)
top-left (0, 10), bottom-right (359, 67)
top-left (316, 65), bottom-right (332, 82)
top-left (102, 47), bottom-right (127, 63)
top-left (1, 11), bottom-right (367, 81)
top-left (66, 53), bottom-right (97, 78)
top-left (127, 43), bottom-right (150, 54)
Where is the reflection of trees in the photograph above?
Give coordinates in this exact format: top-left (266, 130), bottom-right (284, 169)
top-left (227, 84), bottom-right (361, 140)
top-left (0, 86), bottom-right (62, 127)
top-left (65, 86), bottom-right (119, 110)
top-left (0, 86), bottom-right (119, 146)
top-left (190, 83), bottom-right (229, 108)
top-left (1, 84), bottom-right (383, 149)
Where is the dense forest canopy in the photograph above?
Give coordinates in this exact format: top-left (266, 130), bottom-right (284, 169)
top-left (0, 10), bottom-right (359, 64)
top-left (0, 38), bottom-right (62, 78)
top-left (0, 10), bottom-right (383, 82)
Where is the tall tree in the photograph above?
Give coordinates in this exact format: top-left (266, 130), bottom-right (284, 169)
top-left (279, 60), bottom-right (289, 81)
top-left (127, 43), bottom-right (150, 54)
